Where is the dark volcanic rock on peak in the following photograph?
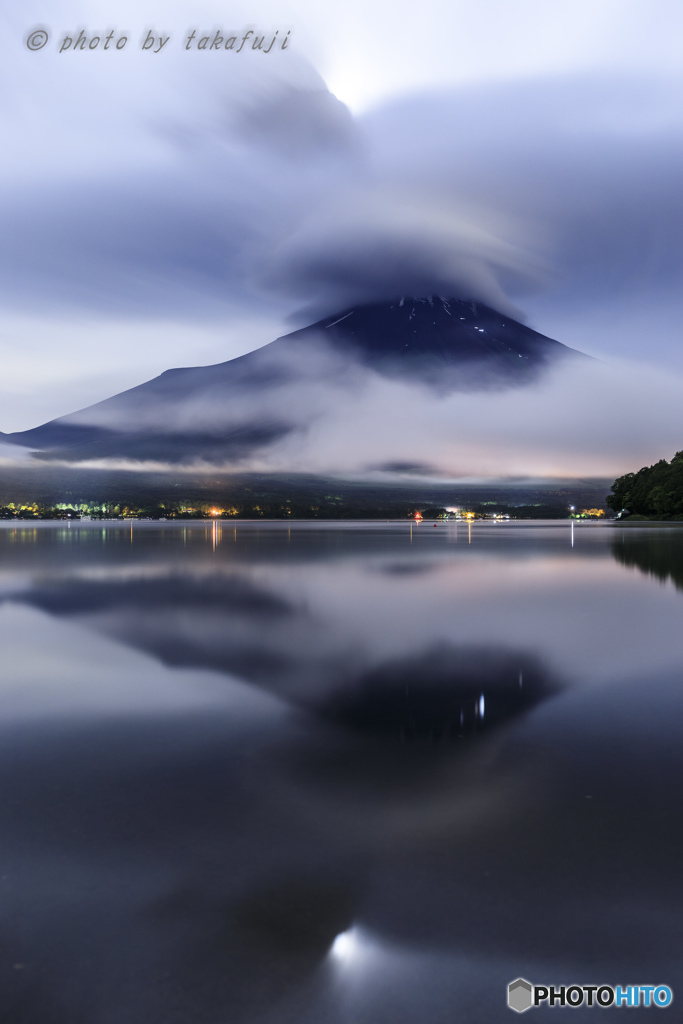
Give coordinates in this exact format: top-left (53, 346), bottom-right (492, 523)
top-left (289, 296), bottom-right (580, 388)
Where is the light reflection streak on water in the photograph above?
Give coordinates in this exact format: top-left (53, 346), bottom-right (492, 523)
top-left (330, 927), bottom-right (363, 963)
top-left (327, 926), bottom-right (398, 982)
top-left (326, 924), bottom-right (481, 1018)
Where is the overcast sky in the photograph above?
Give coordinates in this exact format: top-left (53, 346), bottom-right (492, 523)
top-left (1, 0), bottom-right (683, 430)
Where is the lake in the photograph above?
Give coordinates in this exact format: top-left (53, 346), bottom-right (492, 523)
top-left (1, 519), bottom-right (682, 1021)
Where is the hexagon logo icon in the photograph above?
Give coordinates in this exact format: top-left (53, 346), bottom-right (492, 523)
top-left (508, 978), bottom-right (533, 1013)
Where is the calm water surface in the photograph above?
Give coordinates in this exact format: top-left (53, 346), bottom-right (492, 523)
top-left (1, 520), bottom-right (683, 1022)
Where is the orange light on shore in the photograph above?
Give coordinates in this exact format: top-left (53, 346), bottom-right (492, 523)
top-left (210, 509), bottom-right (220, 516)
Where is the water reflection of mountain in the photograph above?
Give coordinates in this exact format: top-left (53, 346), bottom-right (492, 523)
top-left (14, 572), bottom-right (559, 739)
top-left (5, 525), bottom-right (683, 1024)
top-left (611, 530), bottom-right (683, 590)
top-left (321, 646), bottom-right (557, 739)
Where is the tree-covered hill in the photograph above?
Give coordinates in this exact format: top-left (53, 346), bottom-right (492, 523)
top-left (607, 451), bottom-right (683, 518)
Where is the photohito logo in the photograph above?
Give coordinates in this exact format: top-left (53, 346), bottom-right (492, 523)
top-left (507, 979), bottom-right (673, 1012)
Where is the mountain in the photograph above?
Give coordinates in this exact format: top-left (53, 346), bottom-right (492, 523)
top-left (299, 296), bottom-right (578, 381)
top-left (6, 297), bottom-right (584, 465)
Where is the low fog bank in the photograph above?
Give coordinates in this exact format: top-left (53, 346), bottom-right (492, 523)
top-left (3, 348), bottom-right (682, 484)
top-left (240, 353), bottom-right (680, 481)
top-left (0, 438), bottom-right (32, 465)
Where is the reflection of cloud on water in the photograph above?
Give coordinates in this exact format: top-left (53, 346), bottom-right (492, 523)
top-left (231, 877), bottom-right (356, 955)
top-left (4, 667), bottom-right (683, 1023)
top-left (5, 520), bottom-right (683, 702)
top-left (0, 602), bottom-right (287, 723)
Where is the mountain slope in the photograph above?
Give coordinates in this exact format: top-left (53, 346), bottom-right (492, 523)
top-left (6, 297), bottom-right (584, 465)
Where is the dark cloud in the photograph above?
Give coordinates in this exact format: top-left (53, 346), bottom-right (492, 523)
top-left (272, 74), bottom-right (683, 323)
top-left (374, 461), bottom-right (437, 476)
top-left (231, 83), bottom-right (361, 160)
top-left (261, 207), bottom-right (533, 323)
top-left (3, 63), bottom-right (682, 344)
